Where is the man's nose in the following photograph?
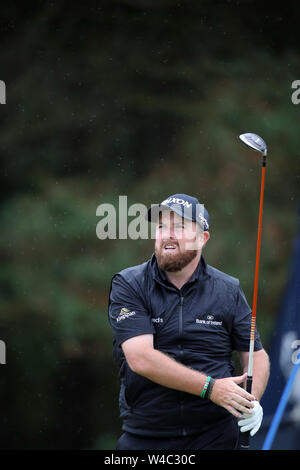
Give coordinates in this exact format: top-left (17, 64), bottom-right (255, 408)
top-left (165, 225), bottom-right (176, 239)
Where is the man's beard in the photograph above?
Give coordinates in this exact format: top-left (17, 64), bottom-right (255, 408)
top-left (155, 243), bottom-right (198, 273)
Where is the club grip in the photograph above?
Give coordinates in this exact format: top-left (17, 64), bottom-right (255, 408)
top-left (239, 376), bottom-right (253, 450)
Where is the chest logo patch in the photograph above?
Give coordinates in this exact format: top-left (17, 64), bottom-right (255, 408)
top-left (117, 307), bottom-right (136, 322)
top-left (195, 314), bottom-right (222, 326)
top-left (152, 317), bottom-right (164, 323)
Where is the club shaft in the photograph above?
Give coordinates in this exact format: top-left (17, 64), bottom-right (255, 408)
top-left (248, 163), bottom-right (266, 376)
top-left (240, 161), bottom-right (266, 450)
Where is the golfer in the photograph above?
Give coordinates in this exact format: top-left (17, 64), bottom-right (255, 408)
top-left (108, 194), bottom-right (270, 450)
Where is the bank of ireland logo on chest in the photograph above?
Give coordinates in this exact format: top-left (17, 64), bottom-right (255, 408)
top-left (195, 314), bottom-right (222, 326)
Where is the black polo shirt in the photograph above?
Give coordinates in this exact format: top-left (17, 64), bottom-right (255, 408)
top-left (108, 254), bottom-right (263, 437)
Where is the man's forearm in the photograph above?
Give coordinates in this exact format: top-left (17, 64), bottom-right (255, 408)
top-left (241, 349), bottom-right (270, 401)
top-left (122, 335), bottom-right (256, 418)
top-left (252, 356), bottom-right (270, 401)
top-left (132, 347), bottom-right (207, 397)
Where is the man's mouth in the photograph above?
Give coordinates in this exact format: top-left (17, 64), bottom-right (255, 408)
top-left (163, 244), bottom-right (178, 251)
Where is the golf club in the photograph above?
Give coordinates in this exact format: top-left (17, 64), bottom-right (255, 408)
top-left (238, 132), bottom-right (268, 450)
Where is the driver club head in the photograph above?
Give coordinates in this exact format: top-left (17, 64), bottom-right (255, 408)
top-left (239, 133), bottom-right (267, 157)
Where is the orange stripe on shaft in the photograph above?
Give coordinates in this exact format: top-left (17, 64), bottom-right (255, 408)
top-left (250, 165), bottom-right (266, 341)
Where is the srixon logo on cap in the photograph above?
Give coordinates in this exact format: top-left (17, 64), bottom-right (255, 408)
top-left (161, 197), bottom-right (192, 208)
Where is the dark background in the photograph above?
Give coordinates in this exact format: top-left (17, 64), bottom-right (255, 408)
top-left (1, 0), bottom-right (300, 449)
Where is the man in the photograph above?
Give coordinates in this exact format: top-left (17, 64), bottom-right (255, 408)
top-left (108, 193), bottom-right (270, 450)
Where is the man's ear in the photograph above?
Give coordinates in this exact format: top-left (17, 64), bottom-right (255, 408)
top-left (199, 230), bottom-right (210, 250)
top-left (204, 231), bottom-right (210, 244)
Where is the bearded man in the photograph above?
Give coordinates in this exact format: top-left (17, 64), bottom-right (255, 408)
top-left (108, 194), bottom-right (269, 450)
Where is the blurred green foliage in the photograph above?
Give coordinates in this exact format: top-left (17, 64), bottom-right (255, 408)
top-left (1, 0), bottom-right (300, 449)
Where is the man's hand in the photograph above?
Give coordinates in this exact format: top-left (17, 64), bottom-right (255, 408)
top-left (238, 400), bottom-right (263, 436)
top-left (209, 373), bottom-right (256, 419)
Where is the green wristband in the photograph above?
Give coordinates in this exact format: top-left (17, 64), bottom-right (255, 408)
top-left (201, 375), bottom-right (211, 399)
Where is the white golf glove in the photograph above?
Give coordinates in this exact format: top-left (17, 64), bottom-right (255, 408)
top-left (238, 400), bottom-right (263, 436)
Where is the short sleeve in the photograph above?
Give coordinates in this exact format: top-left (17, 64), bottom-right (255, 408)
top-left (231, 284), bottom-right (263, 352)
top-left (108, 274), bottom-right (155, 347)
